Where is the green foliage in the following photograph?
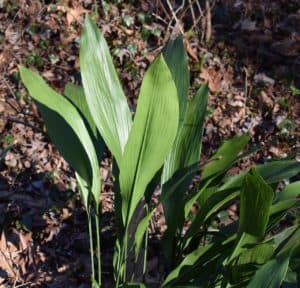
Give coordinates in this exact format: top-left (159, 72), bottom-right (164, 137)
top-left (20, 16), bottom-right (300, 288)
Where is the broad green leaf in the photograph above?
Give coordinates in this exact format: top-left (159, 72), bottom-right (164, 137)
top-left (247, 254), bottom-right (291, 288)
top-left (64, 83), bottom-right (97, 137)
top-left (238, 168), bottom-right (274, 240)
top-left (80, 17), bottom-right (132, 165)
top-left (184, 188), bottom-right (239, 242)
top-left (246, 229), bottom-right (300, 288)
top-left (185, 134), bottom-right (249, 214)
top-left (119, 54), bottom-right (179, 226)
top-left (19, 66), bottom-right (100, 208)
top-left (162, 164), bottom-right (198, 264)
top-left (162, 243), bottom-right (214, 287)
top-left (162, 236), bottom-right (235, 287)
top-left (161, 85), bottom-right (208, 264)
top-left (201, 134), bottom-right (250, 184)
top-left (221, 160), bottom-right (300, 191)
top-left (162, 34), bottom-right (189, 125)
top-left (162, 84), bottom-right (208, 183)
top-left (226, 168), bottom-right (274, 266)
top-left (228, 241), bottom-right (274, 286)
top-left (185, 161), bottom-right (300, 245)
top-left (64, 83), bottom-right (105, 161)
top-left (277, 181), bottom-right (300, 202)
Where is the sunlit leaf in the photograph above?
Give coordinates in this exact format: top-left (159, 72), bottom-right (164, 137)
top-left (119, 54), bottom-right (179, 226)
top-left (80, 17), bottom-right (132, 165)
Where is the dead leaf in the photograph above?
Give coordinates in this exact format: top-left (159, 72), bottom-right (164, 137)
top-left (200, 66), bottom-right (222, 92)
top-left (66, 5), bottom-right (86, 26)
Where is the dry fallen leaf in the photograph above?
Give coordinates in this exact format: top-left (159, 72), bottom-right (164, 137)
top-left (200, 66), bottom-right (223, 92)
top-left (66, 4), bottom-right (86, 26)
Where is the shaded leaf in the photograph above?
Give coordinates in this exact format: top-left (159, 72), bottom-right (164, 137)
top-left (19, 66), bottom-right (100, 208)
top-left (64, 83), bottom-right (105, 161)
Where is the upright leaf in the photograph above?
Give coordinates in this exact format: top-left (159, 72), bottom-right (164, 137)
top-left (64, 83), bottom-right (98, 138)
top-left (162, 84), bottom-right (208, 183)
top-left (64, 83), bottom-right (105, 161)
top-left (238, 168), bottom-right (274, 240)
top-left (20, 66), bottom-right (100, 207)
top-left (119, 54), bottom-right (179, 226)
top-left (226, 168), bottom-right (274, 266)
top-left (80, 17), bottom-right (132, 165)
top-left (162, 35), bottom-right (189, 125)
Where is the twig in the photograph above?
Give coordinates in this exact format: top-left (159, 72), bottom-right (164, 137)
top-left (152, 12), bottom-right (169, 25)
top-left (205, 0), bottom-right (212, 43)
top-left (188, 0), bottom-right (197, 28)
top-left (2, 77), bottom-right (22, 113)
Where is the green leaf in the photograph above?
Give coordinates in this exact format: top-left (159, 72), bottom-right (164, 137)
top-left (134, 209), bottom-right (154, 261)
top-left (201, 134), bottom-right (250, 184)
top-left (226, 168), bottom-right (274, 269)
top-left (119, 54), bottom-right (179, 227)
top-left (277, 181), bottom-right (300, 202)
top-left (162, 236), bottom-right (235, 287)
top-left (64, 83), bottom-right (97, 137)
top-left (162, 164), bottom-right (199, 264)
top-left (161, 84), bottom-right (208, 264)
top-left (80, 17), bottom-right (132, 165)
top-left (162, 84), bottom-right (208, 183)
top-left (268, 199), bottom-right (300, 231)
top-left (238, 168), bottom-right (274, 240)
top-left (19, 66), bottom-right (100, 208)
top-left (185, 134), bottom-right (249, 214)
top-left (247, 254), bottom-right (290, 288)
top-left (228, 241), bottom-right (274, 286)
top-left (162, 35), bottom-right (189, 125)
top-left (64, 83), bottom-right (105, 161)
top-left (222, 160), bottom-right (300, 191)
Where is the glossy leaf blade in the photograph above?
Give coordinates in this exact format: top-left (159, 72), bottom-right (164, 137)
top-left (221, 160), bottom-right (300, 191)
top-left (247, 254), bottom-right (290, 288)
top-left (80, 17), bottom-right (132, 165)
top-left (162, 35), bottom-right (189, 125)
top-left (120, 54), bottom-right (179, 225)
top-left (226, 168), bottom-right (274, 266)
top-left (238, 168), bottom-right (274, 240)
top-left (162, 84), bottom-right (208, 183)
top-left (20, 66), bottom-right (100, 207)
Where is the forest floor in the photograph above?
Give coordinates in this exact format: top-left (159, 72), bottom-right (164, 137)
top-left (0, 0), bottom-right (299, 287)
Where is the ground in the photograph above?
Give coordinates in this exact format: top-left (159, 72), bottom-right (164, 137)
top-left (0, 0), bottom-right (299, 287)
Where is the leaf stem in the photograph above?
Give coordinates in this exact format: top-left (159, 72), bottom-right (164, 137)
top-left (88, 211), bottom-right (95, 282)
top-left (95, 211), bottom-right (102, 286)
